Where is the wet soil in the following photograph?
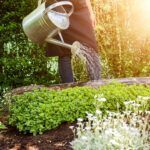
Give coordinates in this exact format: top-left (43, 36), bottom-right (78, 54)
top-left (0, 112), bottom-right (76, 150)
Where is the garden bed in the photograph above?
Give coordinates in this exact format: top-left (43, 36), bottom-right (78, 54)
top-left (0, 77), bottom-right (150, 150)
top-left (0, 113), bottom-right (75, 150)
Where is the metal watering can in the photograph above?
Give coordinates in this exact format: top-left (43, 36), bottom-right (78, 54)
top-left (22, 1), bottom-right (80, 55)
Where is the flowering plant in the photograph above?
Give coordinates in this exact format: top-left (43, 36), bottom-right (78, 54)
top-left (71, 97), bottom-right (150, 150)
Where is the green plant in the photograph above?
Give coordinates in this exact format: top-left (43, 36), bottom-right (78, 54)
top-left (0, 121), bottom-right (7, 130)
top-left (97, 82), bottom-right (150, 113)
top-left (8, 87), bottom-right (97, 135)
top-left (8, 82), bottom-right (150, 135)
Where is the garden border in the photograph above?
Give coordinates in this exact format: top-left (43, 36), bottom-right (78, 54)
top-left (12, 77), bottom-right (150, 95)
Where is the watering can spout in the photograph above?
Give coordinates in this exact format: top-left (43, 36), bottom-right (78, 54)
top-left (22, 0), bottom-right (79, 55)
top-left (46, 38), bottom-right (81, 56)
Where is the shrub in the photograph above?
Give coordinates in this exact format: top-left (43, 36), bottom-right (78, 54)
top-left (0, 35), bottom-right (61, 104)
top-left (0, 0), bottom-right (61, 101)
top-left (8, 82), bottom-right (150, 135)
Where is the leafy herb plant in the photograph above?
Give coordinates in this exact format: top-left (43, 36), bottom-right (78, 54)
top-left (8, 82), bottom-right (150, 135)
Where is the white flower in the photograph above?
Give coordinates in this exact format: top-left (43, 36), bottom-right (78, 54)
top-left (96, 127), bottom-right (102, 131)
top-left (95, 94), bottom-right (106, 102)
top-left (137, 120), bottom-right (142, 123)
top-left (105, 130), bottom-right (110, 135)
top-left (130, 127), bottom-right (138, 132)
top-left (103, 122), bottom-right (108, 127)
top-left (145, 111), bottom-right (150, 114)
top-left (77, 118), bottom-right (83, 122)
top-left (106, 110), bottom-right (110, 113)
top-left (93, 116), bottom-right (97, 120)
top-left (110, 140), bottom-right (120, 146)
top-left (132, 113), bottom-right (137, 116)
top-left (142, 97), bottom-right (150, 100)
top-left (77, 123), bottom-right (82, 126)
top-left (81, 136), bottom-right (88, 140)
top-left (94, 95), bottom-right (98, 99)
top-left (106, 128), bottom-right (113, 134)
top-left (124, 100), bottom-right (134, 105)
top-left (69, 126), bottom-right (74, 129)
top-left (98, 98), bottom-right (106, 102)
top-left (129, 100), bottom-right (135, 103)
top-left (131, 104), bottom-right (141, 107)
top-left (96, 110), bottom-right (102, 114)
top-left (132, 123), bottom-right (136, 127)
top-left (132, 119), bottom-right (137, 122)
top-left (115, 113), bottom-right (121, 116)
top-left (92, 123), bottom-right (97, 127)
top-left (124, 101), bottom-right (130, 105)
top-left (85, 127), bottom-right (91, 130)
top-left (76, 127), bottom-right (81, 132)
top-left (139, 110), bottom-right (143, 114)
top-left (87, 113), bottom-right (93, 117)
top-left (108, 116), bottom-right (112, 120)
top-left (88, 117), bottom-right (94, 121)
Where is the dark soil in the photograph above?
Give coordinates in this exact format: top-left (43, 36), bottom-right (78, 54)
top-left (0, 112), bottom-right (76, 150)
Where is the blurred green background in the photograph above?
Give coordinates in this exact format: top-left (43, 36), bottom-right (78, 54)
top-left (1, 0), bottom-right (150, 98)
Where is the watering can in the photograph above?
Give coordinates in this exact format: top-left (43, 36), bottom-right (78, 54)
top-left (22, 1), bottom-right (80, 55)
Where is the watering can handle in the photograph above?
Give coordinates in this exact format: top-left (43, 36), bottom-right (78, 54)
top-left (45, 1), bottom-right (74, 17)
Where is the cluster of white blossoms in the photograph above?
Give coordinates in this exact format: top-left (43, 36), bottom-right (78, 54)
top-left (70, 95), bottom-right (150, 150)
top-left (124, 96), bottom-right (150, 113)
top-left (94, 94), bottom-right (106, 102)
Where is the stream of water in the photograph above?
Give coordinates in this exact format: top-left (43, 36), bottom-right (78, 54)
top-left (74, 44), bottom-right (101, 80)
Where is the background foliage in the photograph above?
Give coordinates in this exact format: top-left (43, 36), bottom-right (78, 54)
top-left (1, 0), bottom-right (150, 99)
top-left (92, 0), bottom-right (150, 78)
top-left (0, 0), bottom-right (61, 99)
